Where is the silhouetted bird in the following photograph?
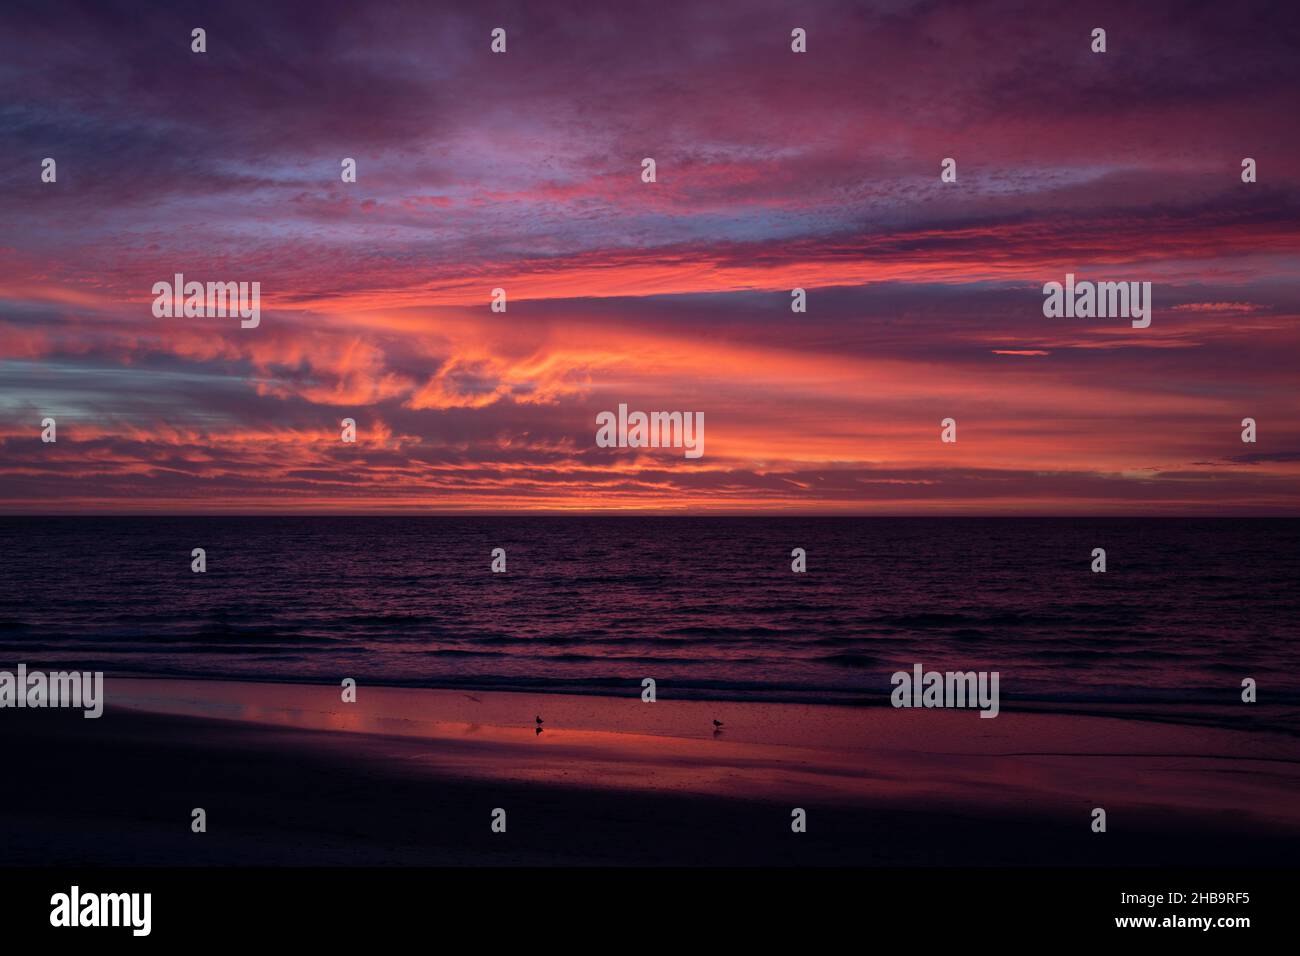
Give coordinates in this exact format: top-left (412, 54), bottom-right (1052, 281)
top-left (712, 719), bottom-right (723, 729)
top-left (536, 715), bottom-right (544, 725)
top-left (535, 726), bottom-right (543, 736)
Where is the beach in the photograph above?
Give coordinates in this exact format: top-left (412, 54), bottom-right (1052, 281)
top-left (2, 677), bottom-right (1296, 867)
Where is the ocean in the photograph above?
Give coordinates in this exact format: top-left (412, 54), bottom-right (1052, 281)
top-left (1, 516), bottom-right (1297, 708)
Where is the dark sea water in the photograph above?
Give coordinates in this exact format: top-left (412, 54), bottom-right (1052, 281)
top-left (1, 517), bottom-right (1297, 708)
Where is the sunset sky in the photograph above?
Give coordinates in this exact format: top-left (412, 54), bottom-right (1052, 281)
top-left (2, 0), bottom-right (1298, 513)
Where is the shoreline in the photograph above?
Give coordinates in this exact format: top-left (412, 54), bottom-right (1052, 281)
top-left (98, 670), bottom-right (1300, 731)
top-left (1, 676), bottom-right (1295, 865)
top-left (15, 666), bottom-right (1294, 722)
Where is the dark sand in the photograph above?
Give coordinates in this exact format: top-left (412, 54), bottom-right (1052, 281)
top-left (1, 678), bottom-right (1297, 866)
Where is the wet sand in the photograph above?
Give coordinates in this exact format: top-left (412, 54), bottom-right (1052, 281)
top-left (1, 677), bottom-right (1297, 865)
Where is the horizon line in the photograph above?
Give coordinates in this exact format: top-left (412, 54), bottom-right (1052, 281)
top-left (5, 512), bottom-right (1299, 519)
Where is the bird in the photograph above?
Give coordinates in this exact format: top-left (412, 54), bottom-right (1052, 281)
top-left (535, 726), bottom-right (543, 736)
top-left (712, 719), bottom-right (723, 729)
top-left (535, 715), bottom-right (544, 725)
